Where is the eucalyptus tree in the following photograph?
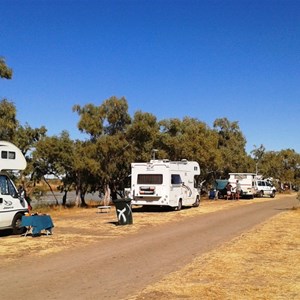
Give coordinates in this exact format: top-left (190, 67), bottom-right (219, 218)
top-left (251, 144), bottom-right (266, 174)
top-left (32, 131), bottom-right (75, 205)
top-left (260, 149), bottom-right (300, 189)
top-left (158, 117), bottom-right (222, 185)
top-left (279, 149), bottom-right (300, 185)
top-left (126, 110), bottom-right (160, 162)
top-left (15, 124), bottom-right (47, 155)
top-left (213, 117), bottom-right (251, 174)
top-left (158, 118), bottom-right (184, 160)
top-left (179, 117), bottom-right (223, 181)
top-left (93, 134), bottom-right (132, 200)
top-left (0, 57), bottom-right (12, 79)
top-left (73, 96), bottom-right (132, 202)
top-left (0, 99), bottom-right (18, 141)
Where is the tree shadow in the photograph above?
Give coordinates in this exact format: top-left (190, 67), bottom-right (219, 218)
top-left (132, 205), bottom-right (192, 213)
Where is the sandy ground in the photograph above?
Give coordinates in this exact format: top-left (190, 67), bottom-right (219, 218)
top-left (0, 193), bottom-right (298, 299)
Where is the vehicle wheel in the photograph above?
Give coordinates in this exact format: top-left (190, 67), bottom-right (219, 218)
top-left (193, 196), bottom-right (200, 207)
top-left (175, 199), bottom-right (182, 211)
top-left (270, 191), bottom-right (276, 198)
top-left (12, 213), bottom-right (25, 235)
top-left (259, 190), bottom-right (264, 198)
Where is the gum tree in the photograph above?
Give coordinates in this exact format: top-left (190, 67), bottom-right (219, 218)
top-left (73, 96), bottom-right (132, 203)
top-left (213, 117), bottom-right (252, 175)
top-left (0, 57), bottom-right (12, 79)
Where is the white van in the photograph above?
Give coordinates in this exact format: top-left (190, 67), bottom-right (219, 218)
top-left (0, 141), bottom-right (29, 234)
top-left (254, 179), bottom-right (276, 198)
top-left (130, 159), bottom-right (201, 210)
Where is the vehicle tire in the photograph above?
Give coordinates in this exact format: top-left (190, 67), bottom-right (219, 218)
top-left (193, 196), bottom-right (200, 207)
top-left (12, 213), bottom-right (25, 235)
top-left (175, 199), bottom-right (182, 211)
top-left (270, 191), bottom-right (276, 198)
top-left (259, 190), bottom-right (264, 198)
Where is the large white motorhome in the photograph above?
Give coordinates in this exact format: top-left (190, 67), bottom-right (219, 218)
top-left (130, 159), bottom-right (201, 210)
top-left (0, 141), bottom-right (29, 234)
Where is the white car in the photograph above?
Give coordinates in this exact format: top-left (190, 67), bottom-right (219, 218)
top-left (254, 180), bottom-right (276, 198)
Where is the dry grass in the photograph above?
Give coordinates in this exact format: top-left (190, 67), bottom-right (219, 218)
top-left (128, 207), bottom-right (300, 300)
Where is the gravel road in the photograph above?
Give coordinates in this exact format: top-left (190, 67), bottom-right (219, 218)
top-left (0, 196), bottom-right (295, 300)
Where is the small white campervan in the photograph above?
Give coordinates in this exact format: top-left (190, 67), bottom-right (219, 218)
top-left (130, 159), bottom-right (201, 210)
top-left (228, 173), bottom-right (256, 198)
top-left (0, 141), bottom-right (28, 234)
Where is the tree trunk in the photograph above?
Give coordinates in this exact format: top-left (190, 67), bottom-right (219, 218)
top-left (62, 190), bottom-right (68, 206)
top-left (80, 190), bottom-right (87, 207)
top-left (75, 187), bottom-right (81, 207)
top-left (43, 176), bottom-right (59, 205)
top-left (103, 184), bottom-right (111, 206)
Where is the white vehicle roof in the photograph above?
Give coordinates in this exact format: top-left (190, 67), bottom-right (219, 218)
top-left (0, 141), bottom-right (27, 171)
top-left (229, 172), bottom-right (256, 175)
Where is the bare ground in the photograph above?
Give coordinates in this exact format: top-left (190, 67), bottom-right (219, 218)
top-left (0, 194), bottom-right (298, 299)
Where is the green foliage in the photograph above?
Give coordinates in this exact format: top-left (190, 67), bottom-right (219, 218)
top-left (73, 103), bottom-right (103, 139)
top-left (15, 124), bottom-right (47, 155)
top-left (0, 57), bottom-right (12, 79)
top-left (70, 97), bottom-right (134, 202)
top-left (127, 111), bottom-right (159, 161)
top-left (100, 96), bottom-right (131, 135)
top-left (213, 117), bottom-right (250, 175)
top-left (33, 131), bottom-right (75, 179)
top-left (0, 99), bottom-right (18, 141)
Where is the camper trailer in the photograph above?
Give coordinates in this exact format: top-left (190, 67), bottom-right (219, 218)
top-left (228, 173), bottom-right (256, 198)
top-left (229, 173), bottom-right (276, 199)
top-left (130, 159), bottom-right (201, 210)
top-left (0, 141), bottom-right (28, 234)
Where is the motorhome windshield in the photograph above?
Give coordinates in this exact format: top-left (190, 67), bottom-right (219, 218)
top-left (0, 175), bottom-right (18, 198)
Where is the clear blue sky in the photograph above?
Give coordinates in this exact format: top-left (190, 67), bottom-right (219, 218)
top-left (1, 0), bottom-right (299, 154)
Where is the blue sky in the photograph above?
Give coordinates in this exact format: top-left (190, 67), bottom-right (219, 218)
top-left (1, 0), bottom-right (299, 154)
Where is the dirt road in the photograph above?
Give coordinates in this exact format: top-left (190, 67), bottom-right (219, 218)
top-left (0, 196), bottom-right (295, 299)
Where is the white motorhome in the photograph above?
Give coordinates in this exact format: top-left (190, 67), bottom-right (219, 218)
top-left (228, 173), bottom-right (256, 198)
top-left (130, 159), bottom-right (201, 210)
top-left (0, 141), bottom-right (28, 234)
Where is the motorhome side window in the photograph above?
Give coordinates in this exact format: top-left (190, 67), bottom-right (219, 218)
top-left (1, 151), bottom-right (16, 160)
top-left (137, 174), bottom-right (163, 184)
top-left (171, 174), bottom-right (182, 184)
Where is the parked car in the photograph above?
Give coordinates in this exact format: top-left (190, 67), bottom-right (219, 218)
top-left (254, 179), bottom-right (276, 198)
